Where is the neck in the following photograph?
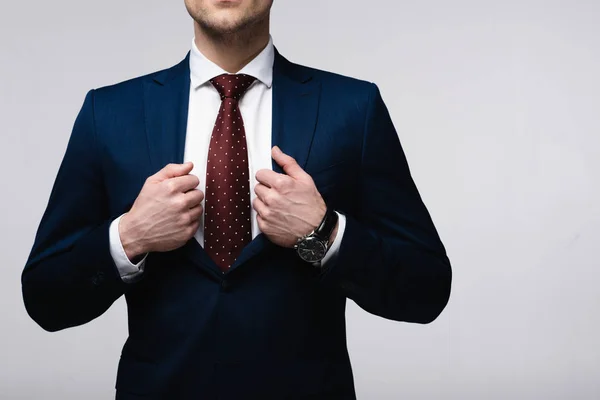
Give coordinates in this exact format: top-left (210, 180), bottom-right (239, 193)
top-left (193, 20), bottom-right (270, 73)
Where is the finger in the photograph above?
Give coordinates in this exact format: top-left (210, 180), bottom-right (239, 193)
top-left (256, 213), bottom-right (267, 233)
top-left (188, 203), bottom-right (203, 221)
top-left (252, 197), bottom-right (270, 220)
top-left (255, 169), bottom-right (282, 188)
top-left (271, 146), bottom-right (307, 180)
top-left (152, 162), bottom-right (194, 181)
top-left (183, 189), bottom-right (204, 208)
top-left (167, 174), bottom-right (200, 193)
top-left (254, 183), bottom-right (272, 203)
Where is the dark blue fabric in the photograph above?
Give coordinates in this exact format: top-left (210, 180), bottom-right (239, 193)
top-left (22, 49), bottom-right (452, 399)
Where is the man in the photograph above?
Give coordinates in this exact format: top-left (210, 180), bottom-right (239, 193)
top-left (21, 0), bottom-right (452, 398)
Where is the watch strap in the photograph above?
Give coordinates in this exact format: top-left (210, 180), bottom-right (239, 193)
top-left (314, 208), bottom-right (338, 243)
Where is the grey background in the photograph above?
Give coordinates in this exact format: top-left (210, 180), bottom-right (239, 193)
top-left (2, 0), bottom-right (599, 399)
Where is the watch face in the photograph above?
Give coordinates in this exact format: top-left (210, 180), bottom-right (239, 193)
top-left (297, 237), bottom-right (327, 263)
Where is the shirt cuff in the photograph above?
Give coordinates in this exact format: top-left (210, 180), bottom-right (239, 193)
top-left (320, 211), bottom-right (346, 266)
top-left (109, 214), bottom-right (147, 282)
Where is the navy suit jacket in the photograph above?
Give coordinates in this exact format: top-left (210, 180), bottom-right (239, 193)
top-left (22, 49), bottom-right (452, 399)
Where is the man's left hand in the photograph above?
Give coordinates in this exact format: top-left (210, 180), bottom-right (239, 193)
top-left (253, 146), bottom-right (328, 248)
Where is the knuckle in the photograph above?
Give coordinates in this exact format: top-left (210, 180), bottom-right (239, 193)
top-left (278, 177), bottom-right (293, 191)
top-left (273, 176), bottom-right (286, 189)
top-left (186, 225), bottom-right (197, 237)
top-left (165, 179), bottom-right (177, 193)
top-left (179, 212), bottom-right (191, 226)
top-left (264, 192), bottom-right (278, 206)
top-left (261, 207), bottom-right (272, 219)
top-left (172, 196), bottom-right (187, 210)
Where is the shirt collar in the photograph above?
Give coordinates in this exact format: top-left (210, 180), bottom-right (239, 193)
top-left (190, 35), bottom-right (274, 89)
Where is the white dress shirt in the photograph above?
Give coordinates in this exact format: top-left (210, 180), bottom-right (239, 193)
top-left (109, 37), bottom-right (346, 282)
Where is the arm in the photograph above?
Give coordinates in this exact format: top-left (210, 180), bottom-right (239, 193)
top-left (320, 83), bottom-right (452, 324)
top-left (21, 90), bottom-right (133, 332)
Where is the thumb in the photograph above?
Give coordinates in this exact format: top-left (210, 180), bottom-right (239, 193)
top-left (272, 146), bottom-right (307, 180)
top-left (153, 162), bottom-right (194, 181)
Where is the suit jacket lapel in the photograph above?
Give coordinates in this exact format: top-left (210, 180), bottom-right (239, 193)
top-left (270, 48), bottom-right (322, 173)
top-left (228, 49), bottom-right (321, 273)
top-left (143, 53), bottom-right (223, 279)
top-left (143, 54), bottom-right (190, 173)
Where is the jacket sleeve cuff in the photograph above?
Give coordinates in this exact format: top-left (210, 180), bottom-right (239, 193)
top-left (319, 211), bottom-right (346, 267)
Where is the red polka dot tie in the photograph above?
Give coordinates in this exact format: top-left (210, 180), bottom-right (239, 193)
top-left (204, 73), bottom-right (256, 272)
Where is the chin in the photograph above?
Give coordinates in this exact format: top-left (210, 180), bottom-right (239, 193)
top-left (207, 15), bottom-right (246, 33)
top-left (186, 0), bottom-right (271, 35)
top-left (205, 9), bottom-right (259, 35)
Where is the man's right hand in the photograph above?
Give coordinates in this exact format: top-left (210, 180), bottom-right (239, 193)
top-left (119, 162), bottom-right (204, 261)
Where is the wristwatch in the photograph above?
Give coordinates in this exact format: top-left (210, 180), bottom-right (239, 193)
top-left (294, 207), bottom-right (339, 263)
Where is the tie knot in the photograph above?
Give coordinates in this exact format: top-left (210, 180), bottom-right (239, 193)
top-left (210, 73), bottom-right (256, 100)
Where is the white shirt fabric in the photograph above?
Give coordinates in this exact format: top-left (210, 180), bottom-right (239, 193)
top-left (109, 36), bottom-right (346, 282)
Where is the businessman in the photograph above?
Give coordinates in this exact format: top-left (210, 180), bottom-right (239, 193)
top-left (22, 0), bottom-right (452, 398)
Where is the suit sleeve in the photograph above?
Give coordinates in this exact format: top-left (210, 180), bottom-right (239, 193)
top-left (21, 90), bottom-right (132, 332)
top-left (321, 83), bottom-right (452, 324)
